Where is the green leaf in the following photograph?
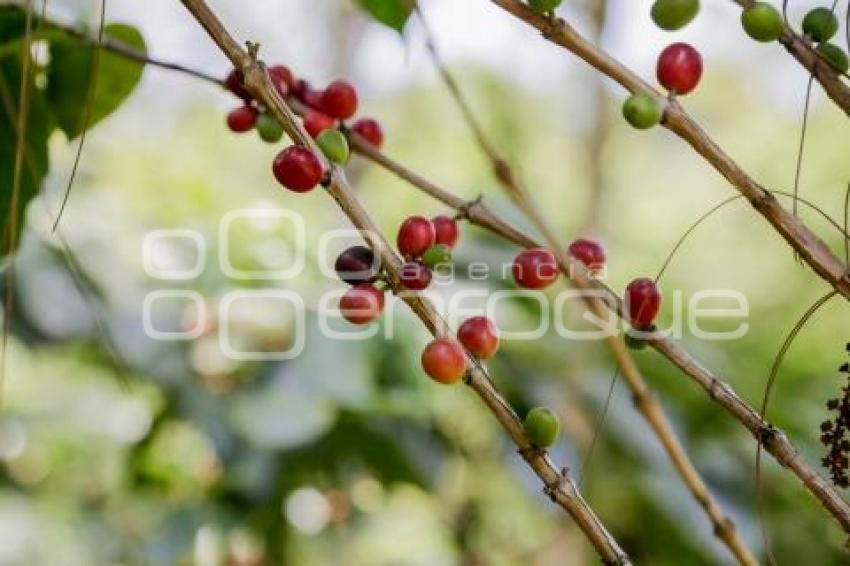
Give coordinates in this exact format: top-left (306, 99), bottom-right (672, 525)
top-left (0, 56), bottom-right (52, 252)
top-left (0, 5), bottom-right (29, 43)
top-left (357, 0), bottom-right (414, 32)
top-left (46, 23), bottom-right (146, 139)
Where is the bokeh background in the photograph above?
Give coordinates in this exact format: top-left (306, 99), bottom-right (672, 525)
top-left (3, 0), bottom-right (850, 563)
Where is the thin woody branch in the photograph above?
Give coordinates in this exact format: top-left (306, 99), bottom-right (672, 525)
top-left (487, 0), bottom-right (850, 302)
top-left (64, 26), bottom-right (850, 539)
top-left (418, 11), bottom-right (757, 564)
top-left (176, 0), bottom-right (630, 562)
top-left (348, 135), bottom-right (850, 533)
top-left (732, 0), bottom-right (850, 117)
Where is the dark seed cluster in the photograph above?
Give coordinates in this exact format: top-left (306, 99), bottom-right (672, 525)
top-left (820, 343), bottom-right (850, 488)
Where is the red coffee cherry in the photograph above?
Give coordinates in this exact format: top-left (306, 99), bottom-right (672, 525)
top-left (568, 237), bottom-right (606, 274)
top-left (399, 260), bottom-right (433, 291)
top-left (351, 118), bottom-right (384, 149)
top-left (268, 65), bottom-right (295, 97)
top-left (656, 42), bottom-right (703, 95)
top-left (294, 80), bottom-right (325, 110)
top-left (625, 277), bottom-right (662, 329)
top-left (512, 248), bottom-right (558, 290)
top-left (421, 338), bottom-right (467, 384)
top-left (457, 316), bottom-right (500, 360)
top-left (334, 245), bottom-right (379, 285)
top-left (225, 68), bottom-right (252, 101)
top-left (339, 283), bottom-right (385, 325)
top-left (431, 215), bottom-right (459, 249)
top-left (227, 105), bottom-right (258, 133)
top-left (321, 80), bottom-right (359, 120)
top-left (397, 216), bottom-right (436, 259)
top-left (304, 111), bottom-right (335, 139)
top-left (272, 146), bottom-right (324, 193)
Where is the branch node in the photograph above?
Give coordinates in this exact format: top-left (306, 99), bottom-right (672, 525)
top-left (462, 369), bottom-right (473, 385)
top-left (454, 194), bottom-right (483, 221)
top-left (245, 40), bottom-right (260, 60)
top-left (713, 517), bottom-right (735, 537)
top-left (758, 423), bottom-right (778, 448)
top-left (542, 468), bottom-right (568, 502)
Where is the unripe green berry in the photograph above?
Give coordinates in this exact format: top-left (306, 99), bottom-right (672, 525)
top-left (523, 407), bottom-right (560, 448)
top-left (622, 93), bottom-right (662, 130)
top-left (421, 244), bottom-right (452, 269)
top-left (625, 333), bottom-right (648, 350)
top-left (527, 0), bottom-right (561, 13)
top-left (741, 2), bottom-right (784, 42)
top-left (816, 42), bottom-right (849, 73)
top-left (316, 129), bottom-right (350, 165)
top-left (650, 0), bottom-right (700, 31)
top-left (802, 7), bottom-right (838, 42)
top-left (256, 112), bottom-right (284, 143)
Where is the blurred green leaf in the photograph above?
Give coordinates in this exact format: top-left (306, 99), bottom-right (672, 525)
top-left (0, 56), bottom-right (52, 253)
top-left (356, 0), bottom-right (414, 32)
top-left (46, 23), bottom-right (146, 139)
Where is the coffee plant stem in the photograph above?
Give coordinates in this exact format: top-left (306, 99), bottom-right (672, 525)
top-left (489, 0), bottom-right (850, 301)
top-left (176, 0), bottom-right (631, 562)
top-left (418, 13), bottom-right (756, 564)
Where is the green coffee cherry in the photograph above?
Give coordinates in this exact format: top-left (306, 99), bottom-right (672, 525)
top-left (317, 129), bottom-right (350, 165)
top-left (802, 7), bottom-right (838, 42)
top-left (528, 0), bottom-right (561, 13)
top-left (625, 333), bottom-right (648, 350)
top-left (622, 93), bottom-right (662, 130)
top-left (741, 2), bottom-right (784, 42)
top-left (256, 112), bottom-right (284, 143)
top-left (651, 0), bottom-right (700, 31)
top-left (817, 42), bottom-right (849, 73)
top-left (523, 407), bottom-right (560, 448)
top-left (421, 244), bottom-right (452, 269)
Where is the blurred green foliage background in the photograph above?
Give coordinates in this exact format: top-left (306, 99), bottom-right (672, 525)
top-left (2, 0), bottom-right (850, 564)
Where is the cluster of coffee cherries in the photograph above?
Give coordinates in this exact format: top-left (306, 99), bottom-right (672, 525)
top-left (224, 65), bottom-right (385, 194)
top-left (820, 345), bottom-right (850, 488)
top-left (511, 237), bottom-right (662, 348)
top-left (621, 3), bottom-right (706, 130)
top-left (740, 4), bottom-right (847, 72)
top-left (396, 215), bottom-right (459, 291)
